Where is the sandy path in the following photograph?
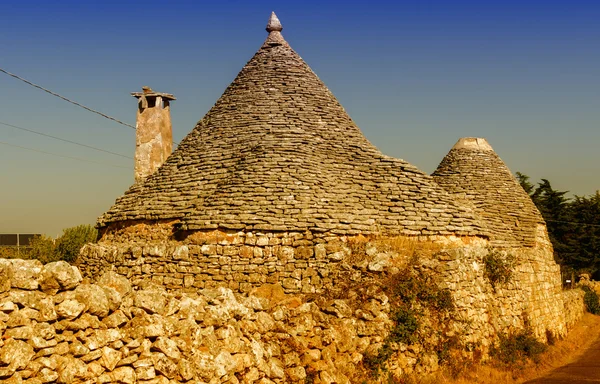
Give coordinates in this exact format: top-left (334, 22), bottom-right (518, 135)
top-left (524, 333), bottom-right (600, 383)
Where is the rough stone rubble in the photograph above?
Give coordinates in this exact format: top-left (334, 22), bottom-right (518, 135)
top-left (0, 248), bottom-right (586, 383)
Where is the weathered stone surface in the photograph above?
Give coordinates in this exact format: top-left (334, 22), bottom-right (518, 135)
top-left (103, 310), bottom-right (128, 328)
top-left (0, 260), bottom-right (13, 293)
top-left (0, 339), bottom-right (34, 369)
top-left (100, 346), bottom-right (122, 371)
top-left (56, 299), bottom-right (85, 320)
top-left (132, 87), bottom-right (174, 184)
top-left (39, 262), bottom-right (82, 294)
top-left (152, 353), bottom-right (177, 379)
top-left (11, 259), bottom-right (43, 290)
top-left (96, 271), bottom-right (132, 298)
top-left (0, 254), bottom-right (584, 382)
top-left (0, 11), bottom-right (586, 384)
top-left (75, 284), bottom-right (110, 317)
top-left (152, 337), bottom-right (180, 360)
top-left (98, 366), bottom-right (135, 384)
top-left (134, 287), bottom-right (168, 315)
top-left (56, 355), bottom-right (87, 383)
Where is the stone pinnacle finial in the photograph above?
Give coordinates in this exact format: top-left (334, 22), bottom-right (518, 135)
top-left (266, 12), bottom-right (283, 33)
top-left (452, 137), bottom-right (494, 151)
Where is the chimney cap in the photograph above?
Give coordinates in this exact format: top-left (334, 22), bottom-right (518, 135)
top-left (131, 86), bottom-right (176, 100)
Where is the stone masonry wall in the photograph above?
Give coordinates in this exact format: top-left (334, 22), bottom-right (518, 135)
top-left (0, 258), bottom-right (462, 383)
top-left (561, 289), bottom-right (585, 331)
top-left (77, 225), bottom-right (583, 346)
top-left (0, 256), bottom-right (585, 383)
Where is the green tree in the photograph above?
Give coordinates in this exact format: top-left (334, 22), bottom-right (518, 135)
top-left (531, 179), bottom-right (573, 265)
top-left (29, 235), bottom-right (58, 263)
top-left (516, 172), bottom-right (535, 196)
top-left (55, 224), bottom-right (98, 263)
top-left (517, 173), bottom-right (600, 276)
top-left (568, 192), bottom-right (600, 274)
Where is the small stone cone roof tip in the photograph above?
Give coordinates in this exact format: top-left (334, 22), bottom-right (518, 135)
top-left (451, 137), bottom-right (494, 151)
top-left (98, 13), bottom-right (485, 238)
top-left (433, 137), bottom-right (544, 247)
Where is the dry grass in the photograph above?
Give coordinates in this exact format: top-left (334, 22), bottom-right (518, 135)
top-left (346, 235), bottom-right (446, 268)
top-left (419, 313), bottom-right (600, 384)
top-left (373, 236), bottom-right (445, 258)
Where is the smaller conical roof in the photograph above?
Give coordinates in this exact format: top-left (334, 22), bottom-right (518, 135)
top-left (432, 138), bottom-right (544, 247)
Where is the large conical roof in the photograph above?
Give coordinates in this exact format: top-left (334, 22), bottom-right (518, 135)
top-left (98, 13), bottom-right (484, 237)
top-left (432, 138), bottom-right (544, 247)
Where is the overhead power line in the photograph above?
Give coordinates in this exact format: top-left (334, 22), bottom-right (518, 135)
top-left (0, 140), bottom-right (131, 169)
top-left (0, 121), bottom-right (132, 159)
top-left (0, 67), bottom-right (136, 130)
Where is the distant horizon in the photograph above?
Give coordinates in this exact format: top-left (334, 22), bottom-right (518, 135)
top-left (1, 1), bottom-right (598, 236)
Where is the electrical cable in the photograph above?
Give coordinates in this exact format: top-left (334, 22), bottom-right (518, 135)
top-left (0, 140), bottom-right (131, 169)
top-left (0, 67), bottom-right (136, 129)
top-left (0, 121), bottom-right (132, 159)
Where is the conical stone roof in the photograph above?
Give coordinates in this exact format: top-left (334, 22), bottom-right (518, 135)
top-left (98, 13), bottom-right (484, 237)
top-left (432, 138), bottom-right (544, 247)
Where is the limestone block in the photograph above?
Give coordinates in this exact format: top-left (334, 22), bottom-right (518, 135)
top-left (134, 287), bottom-right (168, 315)
top-left (97, 366), bottom-right (136, 384)
top-left (10, 259), bottom-right (43, 290)
top-left (75, 284), bottom-right (110, 317)
top-left (56, 355), bottom-right (88, 383)
top-left (39, 261), bottom-right (82, 294)
top-left (99, 346), bottom-right (122, 371)
top-left (97, 271), bottom-right (132, 298)
top-left (56, 299), bottom-right (85, 320)
top-left (152, 337), bottom-right (180, 360)
top-left (152, 352), bottom-right (178, 379)
top-left (0, 339), bottom-right (34, 369)
top-left (0, 260), bottom-right (13, 293)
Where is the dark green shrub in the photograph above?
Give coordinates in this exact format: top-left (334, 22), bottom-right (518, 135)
top-left (581, 285), bottom-right (600, 314)
top-left (0, 247), bottom-right (21, 259)
top-left (365, 269), bottom-right (460, 377)
top-left (55, 224), bottom-right (98, 263)
top-left (490, 328), bottom-right (547, 367)
top-left (484, 249), bottom-right (516, 288)
top-left (432, 289), bottom-right (455, 312)
top-left (29, 235), bottom-right (59, 263)
top-left (389, 306), bottom-right (419, 345)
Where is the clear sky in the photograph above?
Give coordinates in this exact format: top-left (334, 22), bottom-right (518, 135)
top-left (1, 0), bottom-right (598, 237)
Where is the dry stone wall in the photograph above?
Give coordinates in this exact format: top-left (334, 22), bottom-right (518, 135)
top-left (561, 289), bottom-right (585, 330)
top-left (0, 250), bottom-right (586, 384)
top-left (79, 227), bottom-right (369, 295)
top-left (78, 225), bottom-right (583, 345)
top-left (0, 258), bottom-right (448, 384)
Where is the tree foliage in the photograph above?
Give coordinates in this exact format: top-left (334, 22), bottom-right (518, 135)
top-left (55, 224), bottom-right (98, 263)
top-left (517, 173), bottom-right (600, 276)
top-left (0, 224), bottom-right (98, 264)
top-left (29, 235), bottom-right (59, 264)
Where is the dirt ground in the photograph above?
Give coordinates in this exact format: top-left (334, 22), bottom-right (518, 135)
top-left (424, 313), bottom-right (600, 384)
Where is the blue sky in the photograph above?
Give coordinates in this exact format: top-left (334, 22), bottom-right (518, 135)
top-left (1, 0), bottom-right (599, 236)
